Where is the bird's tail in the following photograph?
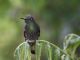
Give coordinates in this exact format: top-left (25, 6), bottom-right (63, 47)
top-left (30, 43), bottom-right (36, 54)
top-left (31, 50), bottom-right (35, 54)
top-left (28, 40), bottom-right (36, 54)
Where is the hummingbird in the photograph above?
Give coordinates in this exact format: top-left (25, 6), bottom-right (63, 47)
top-left (21, 15), bottom-right (40, 54)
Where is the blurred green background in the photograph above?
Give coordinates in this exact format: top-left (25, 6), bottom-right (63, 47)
top-left (0, 0), bottom-right (80, 60)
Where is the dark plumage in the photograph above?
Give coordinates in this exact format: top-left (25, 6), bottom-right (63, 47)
top-left (21, 15), bottom-right (40, 54)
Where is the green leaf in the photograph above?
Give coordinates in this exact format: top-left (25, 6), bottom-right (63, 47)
top-left (38, 40), bottom-right (64, 60)
top-left (63, 34), bottom-right (80, 60)
top-left (47, 43), bottom-right (52, 60)
top-left (14, 39), bottom-right (69, 60)
top-left (14, 42), bottom-right (31, 60)
top-left (36, 41), bottom-right (43, 60)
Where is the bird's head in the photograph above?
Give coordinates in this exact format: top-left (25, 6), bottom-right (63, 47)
top-left (20, 15), bottom-right (34, 23)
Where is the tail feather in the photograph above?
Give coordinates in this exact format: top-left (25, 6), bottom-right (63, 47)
top-left (27, 41), bottom-right (36, 54)
top-left (31, 50), bottom-right (35, 54)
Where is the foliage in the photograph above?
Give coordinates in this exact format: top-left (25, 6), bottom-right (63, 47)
top-left (14, 34), bottom-right (80, 60)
